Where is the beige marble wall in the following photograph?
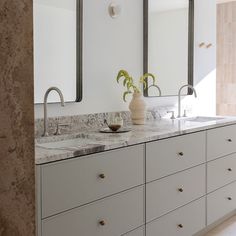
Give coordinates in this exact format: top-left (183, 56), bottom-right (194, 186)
top-left (217, 2), bottom-right (236, 115)
top-left (0, 0), bottom-right (35, 235)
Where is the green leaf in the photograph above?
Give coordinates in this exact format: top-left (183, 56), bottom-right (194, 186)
top-left (127, 81), bottom-right (132, 90)
top-left (116, 70), bottom-right (129, 83)
top-left (140, 73), bottom-right (156, 85)
top-left (143, 80), bottom-right (147, 89)
top-left (123, 91), bottom-right (132, 102)
top-left (123, 77), bottom-right (131, 87)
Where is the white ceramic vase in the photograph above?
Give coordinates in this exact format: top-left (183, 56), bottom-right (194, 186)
top-left (129, 92), bottom-right (146, 125)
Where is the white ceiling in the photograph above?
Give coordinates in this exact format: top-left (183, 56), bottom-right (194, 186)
top-left (149, 0), bottom-right (189, 13)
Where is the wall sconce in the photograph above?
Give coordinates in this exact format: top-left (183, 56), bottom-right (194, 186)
top-left (108, 3), bottom-right (122, 18)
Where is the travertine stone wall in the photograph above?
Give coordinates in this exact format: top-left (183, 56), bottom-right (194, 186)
top-left (0, 0), bottom-right (35, 235)
top-left (217, 1), bottom-right (236, 115)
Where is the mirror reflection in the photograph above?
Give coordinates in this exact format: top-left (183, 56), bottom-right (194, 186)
top-left (144, 0), bottom-right (194, 97)
top-left (33, 0), bottom-right (82, 103)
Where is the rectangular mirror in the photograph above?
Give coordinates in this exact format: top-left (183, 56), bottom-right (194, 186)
top-left (33, 0), bottom-right (82, 104)
top-left (144, 0), bottom-right (194, 97)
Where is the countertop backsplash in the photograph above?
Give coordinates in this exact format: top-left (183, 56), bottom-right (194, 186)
top-left (34, 105), bottom-right (183, 138)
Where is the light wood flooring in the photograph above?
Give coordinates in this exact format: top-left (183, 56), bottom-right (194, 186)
top-left (204, 215), bottom-right (236, 236)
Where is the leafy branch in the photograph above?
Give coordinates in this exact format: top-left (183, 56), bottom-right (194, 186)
top-left (116, 70), bottom-right (157, 102)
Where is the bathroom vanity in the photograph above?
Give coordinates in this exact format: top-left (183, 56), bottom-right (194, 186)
top-left (35, 117), bottom-right (236, 236)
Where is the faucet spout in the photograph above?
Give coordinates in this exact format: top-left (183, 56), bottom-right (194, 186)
top-left (177, 84), bottom-right (197, 118)
top-left (43, 87), bottom-right (65, 137)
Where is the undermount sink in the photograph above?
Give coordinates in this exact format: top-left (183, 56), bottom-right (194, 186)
top-left (184, 116), bottom-right (225, 123)
top-left (37, 139), bottom-right (86, 149)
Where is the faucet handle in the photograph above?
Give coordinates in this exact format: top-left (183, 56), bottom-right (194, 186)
top-left (167, 111), bottom-right (176, 120)
top-left (54, 123), bottom-right (70, 135)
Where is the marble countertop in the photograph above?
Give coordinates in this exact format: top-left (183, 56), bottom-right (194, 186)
top-left (35, 116), bottom-right (236, 165)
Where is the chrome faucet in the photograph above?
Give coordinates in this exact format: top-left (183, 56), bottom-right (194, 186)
top-left (43, 87), bottom-right (65, 137)
top-left (178, 84), bottom-right (197, 118)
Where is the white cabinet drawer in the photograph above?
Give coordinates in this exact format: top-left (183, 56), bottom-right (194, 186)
top-left (207, 181), bottom-right (236, 225)
top-left (207, 124), bottom-right (236, 161)
top-left (41, 145), bottom-right (144, 218)
top-left (146, 132), bottom-right (206, 181)
top-left (146, 198), bottom-right (206, 236)
top-left (123, 226), bottom-right (144, 236)
top-left (42, 186), bottom-right (144, 236)
top-left (207, 153), bottom-right (236, 193)
top-left (146, 165), bottom-right (205, 221)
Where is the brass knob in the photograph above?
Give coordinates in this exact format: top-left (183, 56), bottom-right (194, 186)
top-left (99, 220), bottom-right (106, 226)
top-left (199, 42), bottom-right (205, 48)
top-left (178, 224), bottom-right (183, 228)
top-left (206, 43), bottom-right (213, 48)
top-left (99, 173), bottom-right (106, 179)
top-left (227, 138), bottom-right (232, 142)
top-left (178, 152), bottom-right (184, 157)
top-left (228, 168), bottom-right (232, 172)
top-left (178, 188), bottom-right (184, 193)
top-left (228, 197), bottom-right (232, 201)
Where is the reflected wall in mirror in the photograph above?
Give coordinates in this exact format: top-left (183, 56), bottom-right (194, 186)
top-left (144, 0), bottom-right (194, 97)
top-left (34, 0), bottom-right (82, 104)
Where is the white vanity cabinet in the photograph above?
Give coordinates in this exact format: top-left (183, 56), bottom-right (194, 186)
top-left (146, 198), bottom-right (206, 236)
top-left (206, 125), bottom-right (236, 227)
top-left (42, 186), bottom-right (144, 236)
top-left (146, 132), bottom-right (206, 181)
top-left (41, 145), bottom-right (144, 218)
top-left (37, 124), bottom-right (236, 236)
top-left (146, 164), bottom-right (205, 221)
top-left (37, 145), bottom-right (145, 236)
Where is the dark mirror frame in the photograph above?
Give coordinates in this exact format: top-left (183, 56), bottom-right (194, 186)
top-left (143, 0), bottom-right (194, 97)
top-left (76, 0), bottom-right (83, 102)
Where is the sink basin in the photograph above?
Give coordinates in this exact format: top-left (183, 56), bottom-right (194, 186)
top-left (184, 116), bottom-right (225, 123)
top-left (37, 139), bottom-right (86, 149)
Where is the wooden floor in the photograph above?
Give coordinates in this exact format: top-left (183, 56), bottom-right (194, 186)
top-left (204, 215), bottom-right (236, 236)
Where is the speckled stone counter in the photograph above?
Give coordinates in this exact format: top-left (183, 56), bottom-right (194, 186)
top-left (35, 116), bottom-right (236, 165)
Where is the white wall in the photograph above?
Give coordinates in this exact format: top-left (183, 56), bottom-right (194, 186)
top-left (34, 0), bottom-right (216, 118)
top-left (34, 0), bottom-right (77, 103)
top-left (149, 8), bottom-right (188, 96)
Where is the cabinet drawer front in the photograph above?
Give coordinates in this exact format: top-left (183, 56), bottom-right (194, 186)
top-left (146, 132), bottom-right (206, 181)
top-left (207, 181), bottom-right (236, 225)
top-left (146, 198), bottom-right (206, 236)
top-left (42, 186), bottom-right (144, 236)
top-left (42, 145), bottom-right (144, 218)
top-left (146, 165), bottom-right (205, 221)
top-left (207, 153), bottom-right (236, 193)
top-left (207, 124), bottom-right (236, 161)
top-left (123, 226), bottom-right (145, 236)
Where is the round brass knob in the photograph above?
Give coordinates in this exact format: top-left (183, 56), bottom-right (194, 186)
top-left (178, 188), bottom-right (184, 193)
top-left (228, 168), bottom-right (232, 172)
top-left (227, 138), bottom-right (232, 142)
top-left (178, 152), bottom-right (184, 157)
top-left (99, 220), bottom-right (106, 226)
top-left (99, 173), bottom-right (106, 179)
top-left (178, 224), bottom-right (183, 228)
top-left (228, 197), bottom-right (232, 201)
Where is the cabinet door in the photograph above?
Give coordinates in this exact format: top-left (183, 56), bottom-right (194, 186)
top-left (207, 181), bottom-right (236, 225)
top-left (207, 125), bottom-right (236, 161)
top-left (146, 132), bottom-right (206, 182)
top-left (146, 198), bottom-right (206, 236)
top-left (123, 226), bottom-right (145, 236)
top-left (42, 186), bottom-right (144, 236)
top-left (207, 153), bottom-right (236, 193)
top-left (146, 165), bottom-right (205, 222)
top-left (41, 144), bottom-right (144, 218)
